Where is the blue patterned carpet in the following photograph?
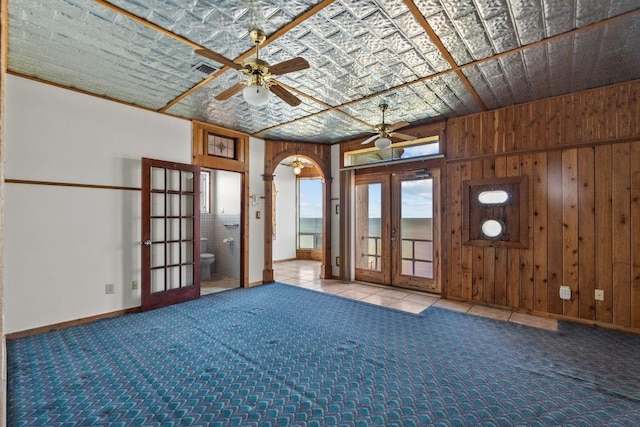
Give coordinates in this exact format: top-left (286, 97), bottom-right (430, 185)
top-left (7, 283), bottom-right (640, 426)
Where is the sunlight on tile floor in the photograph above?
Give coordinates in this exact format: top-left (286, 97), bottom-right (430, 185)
top-left (273, 260), bottom-right (557, 331)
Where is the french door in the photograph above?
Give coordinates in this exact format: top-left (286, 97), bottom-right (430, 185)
top-left (354, 169), bottom-right (440, 293)
top-left (141, 158), bottom-right (201, 311)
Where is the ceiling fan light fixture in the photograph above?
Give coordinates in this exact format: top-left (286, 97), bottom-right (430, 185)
top-left (375, 137), bottom-right (392, 150)
top-left (292, 159), bottom-right (303, 175)
top-left (243, 83), bottom-right (270, 106)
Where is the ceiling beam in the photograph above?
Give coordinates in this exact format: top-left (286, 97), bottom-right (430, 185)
top-left (403, 0), bottom-right (487, 111)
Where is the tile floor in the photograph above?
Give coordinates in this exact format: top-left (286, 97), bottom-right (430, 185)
top-left (273, 260), bottom-right (557, 331)
top-left (201, 275), bottom-right (240, 296)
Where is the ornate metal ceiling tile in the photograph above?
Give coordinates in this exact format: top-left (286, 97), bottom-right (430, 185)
top-left (249, 0), bottom-right (451, 106)
top-left (256, 111), bottom-right (373, 143)
top-left (463, 13), bottom-right (640, 108)
top-left (340, 71), bottom-right (481, 127)
top-left (9, 0), bottom-right (213, 110)
top-left (166, 70), bottom-right (326, 134)
top-left (107, 0), bottom-right (325, 60)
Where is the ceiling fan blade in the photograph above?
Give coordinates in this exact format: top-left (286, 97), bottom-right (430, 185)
top-left (195, 48), bottom-right (243, 71)
top-left (270, 84), bottom-right (302, 106)
top-left (391, 132), bottom-right (415, 141)
top-left (361, 134), bottom-right (379, 145)
top-left (388, 121), bottom-right (410, 132)
top-left (269, 57), bottom-right (310, 75)
top-left (214, 82), bottom-right (245, 101)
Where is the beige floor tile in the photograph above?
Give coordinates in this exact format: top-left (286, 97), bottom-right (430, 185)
top-left (468, 305), bottom-right (512, 322)
top-left (337, 289), bottom-right (373, 300)
top-left (373, 288), bottom-right (412, 299)
top-left (433, 299), bottom-right (472, 313)
top-left (403, 293), bottom-right (439, 307)
top-left (296, 282), bottom-right (324, 290)
top-left (387, 300), bottom-right (430, 314)
top-left (361, 294), bottom-right (402, 307)
top-left (509, 312), bottom-right (558, 331)
top-left (350, 284), bottom-right (388, 294)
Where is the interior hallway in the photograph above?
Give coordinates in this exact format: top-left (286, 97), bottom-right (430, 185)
top-left (273, 260), bottom-right (557, 331)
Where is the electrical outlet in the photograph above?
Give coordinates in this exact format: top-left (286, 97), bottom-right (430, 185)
top-left (559, 285), bottom-right (571, 300)
top-left (256, 211), bottom-right (261, 219)
top-left (132, 280), bottom-right (139, 291)
top-left (105, 283), bottom-right (115, 295)
top-left (595, 289), bottom-right (604, 301)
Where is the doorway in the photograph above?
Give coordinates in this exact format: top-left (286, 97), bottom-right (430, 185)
top-left (354, 168), bottom-right (440, 293)
top-left (199, 168), bottom-right (242, 295)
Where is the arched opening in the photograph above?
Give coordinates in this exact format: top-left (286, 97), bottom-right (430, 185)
top-left (263, 142), bottom-right (332, 283)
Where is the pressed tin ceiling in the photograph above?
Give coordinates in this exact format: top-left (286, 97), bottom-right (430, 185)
top-left (7, 0), bottom-right (640, 144)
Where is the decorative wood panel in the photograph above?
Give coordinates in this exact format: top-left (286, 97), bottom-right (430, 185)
top-left (444, 79), bottom-right (640, 332)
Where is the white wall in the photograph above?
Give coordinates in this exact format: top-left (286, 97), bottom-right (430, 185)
top-left (273, 164), bottom-right (297, 261)
top-left (4, 75), bottom-right (191, 333)
top-left (331, 144), bottom-right (341, 277)
top-left (248, 136), bottom-right (265, 284)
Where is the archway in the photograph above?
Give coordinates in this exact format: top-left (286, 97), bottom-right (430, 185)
top-left (263, 141), bottom-right (332, 282)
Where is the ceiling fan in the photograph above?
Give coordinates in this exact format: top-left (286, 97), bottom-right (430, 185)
top-left (196, 29), bottom-right (309, 107)
top-left (361, 103), bottom-right (414, 149)
top-left (281, 157), bottom-right (308, 175)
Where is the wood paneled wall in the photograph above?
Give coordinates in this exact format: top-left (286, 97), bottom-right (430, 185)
top-left (444, 80), bottom-right (640, 331)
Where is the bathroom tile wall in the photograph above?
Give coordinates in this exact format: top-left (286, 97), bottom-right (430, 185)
top-left (212, 213), bottom-right (240, 278)
top-left (200, 212), bottom-right (215, 254)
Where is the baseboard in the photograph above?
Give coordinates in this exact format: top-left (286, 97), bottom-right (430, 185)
top-left (247, 281), bottom-right (264, 287)
top-left (273, 258), bottom-right (297, 263)
top-left (6, 307), bottom-right (141, 340)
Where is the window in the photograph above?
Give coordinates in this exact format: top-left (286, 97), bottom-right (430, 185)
top-left (297, 178), bottom-right (323, 250)
top-left (463, 176), bottom-right (528, 248)
top-left (344, 136), bottom-right (440, 167)
top-left (207, 133), bottom-right (236, 159)
top-left (200, 171), bottom-right (210, 213)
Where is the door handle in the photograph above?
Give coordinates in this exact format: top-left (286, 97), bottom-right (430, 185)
top-left (142, 240), bottom-right (152, 246)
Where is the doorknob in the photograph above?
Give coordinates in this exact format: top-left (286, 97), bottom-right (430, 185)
top-left (142, 240), bottom-right (152, 246)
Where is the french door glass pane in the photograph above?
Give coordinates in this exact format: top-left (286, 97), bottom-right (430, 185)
top-left (151, 244), bottom-right (164, 268)
top-left (151, 167), bottom-right (164, 191)
top-left (182, 265), bottom-right (194, 287)
top-left (400, 178), bottom-right (433, 278)
top-left (151, 269), bottom-right (164, 293)
top-left (167, 266), bottom-right (180, 289)
top-left (355, 183), bottom-right (382, 271)
top-left (151, 218), bottom-right (164, 241)
top-left (168, 169), bottom-right (180, 191)
top-left (151, 193), bottom-right (164, 216)
top-left (182, 171), bottom-right (194, 192)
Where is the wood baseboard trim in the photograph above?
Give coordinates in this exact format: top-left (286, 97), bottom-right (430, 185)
top-left (247, 281), bottom-right (264, 287)
top-left (273, 258), bottom-right (297, 263)
top-left (6, 178), bottom-right (141, 192)
top-left (6, 307), bottom-right (141, 340)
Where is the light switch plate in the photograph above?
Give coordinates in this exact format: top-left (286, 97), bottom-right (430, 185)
top-left (595, 289), bottom-right (604, 301)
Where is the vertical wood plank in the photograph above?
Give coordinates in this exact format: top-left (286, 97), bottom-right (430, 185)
top-left (533, 152), bottom-right (548, 312)
top-left (494, 157), bottom-right (508, 306)
top-left (616, 83), bottom-right (630, 138)
top-left (547, 151), bottom-right (564, 314)
top-left (611, 143), bottom-right (631, 327)
top-left (506, 155), bottom-right (521, 308)
top-left (578, 147), bottom-right (596, 320)
top-left (630, 141), bottom-right (640, 329)
top-left (520, 154), bottom-right (535, 310)
top-left (449, 162), bottom-right (463, 298)
top-left (483, 158), bottom-right (496, 303)
top-left (547, 98), bottom-right (563, 147)
top-left (562, 149), bottom-right (579, 318)
top-left (471, 160), bottom-right (484, 301)
top-left (595, 145), bottom-right (613, 323)
top-left (460, 162), bottom-right (473, 299)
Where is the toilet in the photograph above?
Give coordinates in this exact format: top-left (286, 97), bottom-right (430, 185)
top-left (200, 238), bottom-right (215, 281)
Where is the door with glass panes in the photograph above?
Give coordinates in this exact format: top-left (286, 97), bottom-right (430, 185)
top-left (354, 169), bottom-right (439, 293)
top-left (141, 158), bottom-right (201, 310)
